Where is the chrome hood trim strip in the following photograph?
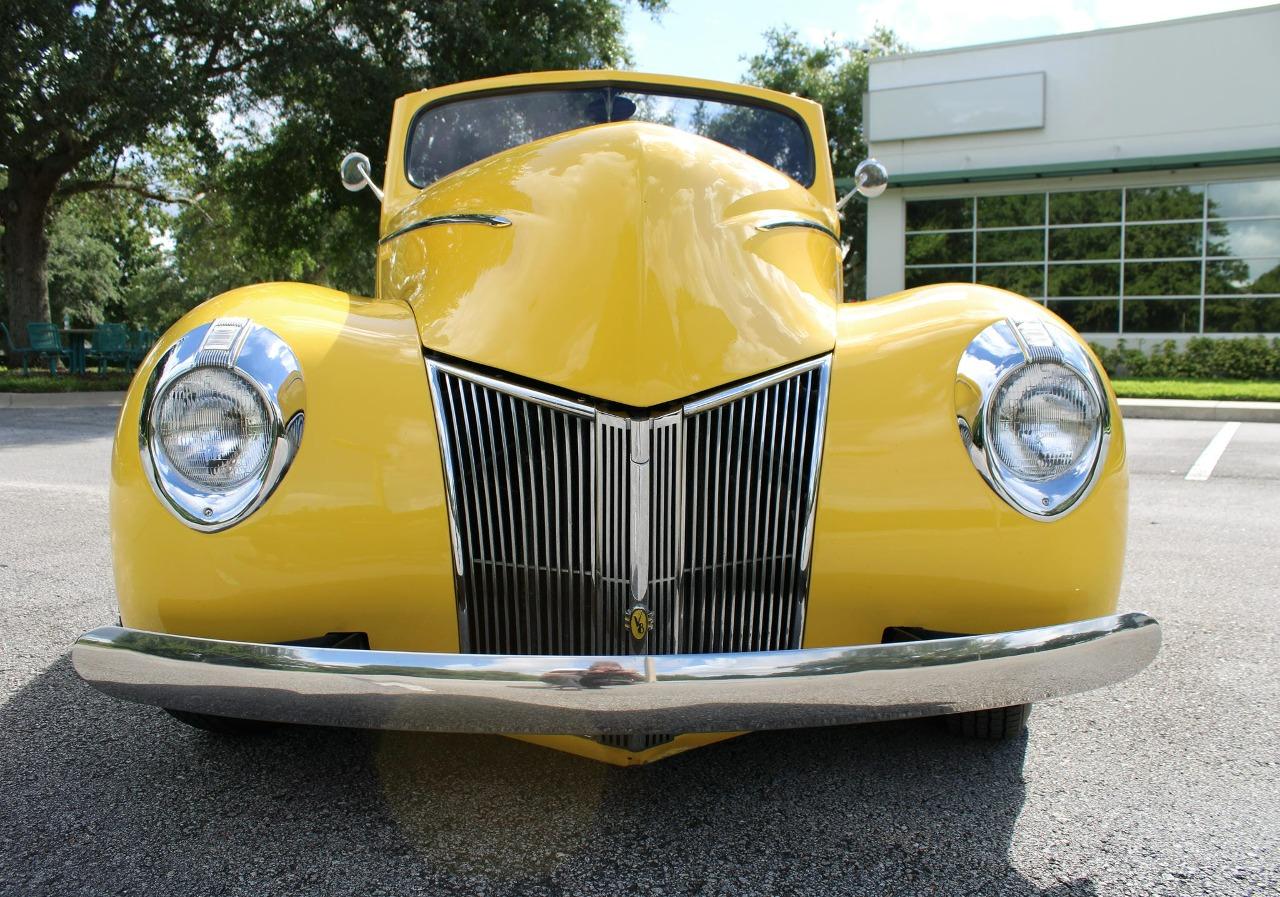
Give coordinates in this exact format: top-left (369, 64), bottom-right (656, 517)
top-left (756, 218), bottom-right (839, 243)
top-left (379, 213), bottom-right (511, 246)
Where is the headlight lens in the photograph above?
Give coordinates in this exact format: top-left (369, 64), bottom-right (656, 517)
top-left (156, 367), bottom-right (272, 490)
top-left (990, 362), bottom-right (1101, 482)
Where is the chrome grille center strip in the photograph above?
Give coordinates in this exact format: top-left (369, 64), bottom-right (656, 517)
top-left (427, 356), bottom-right (831, 656)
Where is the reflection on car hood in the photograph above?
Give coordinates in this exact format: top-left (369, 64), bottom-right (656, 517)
top-left (380, 122), bottom-right (840, 408)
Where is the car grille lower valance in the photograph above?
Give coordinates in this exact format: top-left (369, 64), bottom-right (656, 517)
top-left (426, 355), bottom-right (831, 656)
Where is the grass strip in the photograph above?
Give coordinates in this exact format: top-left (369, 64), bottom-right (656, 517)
top-left (1112, 378), bottom-right (1280, 402)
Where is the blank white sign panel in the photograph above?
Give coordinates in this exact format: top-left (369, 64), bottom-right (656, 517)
top-left (869, 72), bottom-right (1045, 141)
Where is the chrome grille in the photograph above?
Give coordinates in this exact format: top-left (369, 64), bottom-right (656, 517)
top-left (429, 366), bottom-right (596, 655)
top-left (428, 357), bottom-right (830, 656)
top-left (682, 367), bottom-right (825, 653)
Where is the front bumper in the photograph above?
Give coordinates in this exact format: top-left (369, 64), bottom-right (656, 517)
top-left (72, 613), bottom-right (1160, 735)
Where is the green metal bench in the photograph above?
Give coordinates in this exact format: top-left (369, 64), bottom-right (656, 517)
top-left (88, 323), bottom-right (131, 373)
top-left (1, 323), bottom-right (36, 374)
top-left (25, 322), bottom-right (70, 375)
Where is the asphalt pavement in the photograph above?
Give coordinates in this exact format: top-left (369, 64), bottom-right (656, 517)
top-left (0, 407), bottom-right (1276, 897)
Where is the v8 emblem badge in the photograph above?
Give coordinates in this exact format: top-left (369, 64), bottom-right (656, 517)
top-left (625, 605), bottom-right (653, 642)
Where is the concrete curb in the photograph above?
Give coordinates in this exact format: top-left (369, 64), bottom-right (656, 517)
top-left (1118, 397), bottom-right (1280, 423)
top-left (0, 391), bottom-right (126, 409)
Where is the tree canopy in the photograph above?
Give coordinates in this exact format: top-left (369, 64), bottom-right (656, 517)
top-left (742, 26), bottom-right (908, 300)
top-left (0, 0), bottom-right (315, 342)
top-left (0, 0), bottom-right (663, 342)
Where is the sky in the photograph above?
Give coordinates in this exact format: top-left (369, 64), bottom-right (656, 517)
top-left (624, 0), bottom-right (1273, 82)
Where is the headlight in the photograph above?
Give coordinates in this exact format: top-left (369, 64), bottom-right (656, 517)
top-left (956, 319), bottom-right (1110, 519)
top-left (140, 317), bottom-right (305, 531)
top-left (156, 367), bottom-right (272, 490)
top-left (990, 362), bottom-right (1102, 482)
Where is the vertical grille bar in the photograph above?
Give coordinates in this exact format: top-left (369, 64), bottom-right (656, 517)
top-left (710, 405), bottom-right (727, 652)
top-left (647, 413), bottom-right (682, 654)
top-left (428, 357), bottom-right (829, 657)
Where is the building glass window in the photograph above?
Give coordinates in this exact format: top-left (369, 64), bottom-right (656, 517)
top-left (1204, 297), bottom-right (1280, 332)
top-left (1208, 219), bottom-right (1280, 258)
top-left (977, 230), bottom-right (1043, 263)
top-left (1050, 226), bottom-right (1120, 261)
top-left (905, 198), bottom-right (972, 231)
top-left (903, 176), bottom-right (1280, 333)
top-left (905, 232), bottom-right (971, 265)
top-left (1049, 263), bottom-right (1120, 297)
top-left (977, 265), bottom-right (1044, 295)
top-left (1124, 299), bottom-right (1202, 333)
top-left (1206, 257), bottom-right (1280, 293)
top-left (1125, 186), bottom-right (1204, 221)
top-left (1048, 190), bottom-right (1121, 225)
top-left (978, 194), bottom-right (1044, 228)
top-left (1126, 222), bottom-right (1202, 259)
top-left (1124, 261), bottom-right (1201, 296)
top-left (1206, 180), bottom-right (1280, 219)
top-left (1047, 299), bottom-right (1119, 332)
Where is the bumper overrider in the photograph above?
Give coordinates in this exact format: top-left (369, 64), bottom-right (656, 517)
top-left (72, 613), bottom-right (1160, 734)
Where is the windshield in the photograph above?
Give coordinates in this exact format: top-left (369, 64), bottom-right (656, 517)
top-left (405, 85), bottom-right (815, 188)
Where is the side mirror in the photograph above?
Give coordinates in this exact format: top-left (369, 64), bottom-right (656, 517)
top-left (836, 158), bottom-right (889, 210)
top-left (339, 151), bottom-right (384, 201)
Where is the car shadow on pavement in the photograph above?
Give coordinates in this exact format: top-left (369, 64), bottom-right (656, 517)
top-left (0, 656), bottom-right (1096, 897)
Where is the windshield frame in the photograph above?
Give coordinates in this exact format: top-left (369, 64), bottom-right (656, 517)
top-left (402, 79), bottom-right (818, 190)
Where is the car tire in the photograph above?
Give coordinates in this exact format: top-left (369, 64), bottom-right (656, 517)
top-left (164, 708), bottom-right (276, 735)
top-left (944, 704), bottom-right (1031, 740)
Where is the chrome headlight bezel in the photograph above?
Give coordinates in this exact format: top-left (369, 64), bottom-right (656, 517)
top-left (139, 317), bottom-right (305, 532)
top-left (956, 318), bottom-right (1111, 520)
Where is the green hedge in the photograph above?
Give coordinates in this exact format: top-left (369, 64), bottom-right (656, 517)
top-left (1090, 337), bottom-right (1280, 381)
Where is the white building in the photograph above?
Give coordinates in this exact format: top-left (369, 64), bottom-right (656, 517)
top-left (864, 5), bottom-right (1280, 342)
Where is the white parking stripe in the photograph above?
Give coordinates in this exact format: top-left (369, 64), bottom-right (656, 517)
top-left (1185, 422), bottom-right (1241, 482)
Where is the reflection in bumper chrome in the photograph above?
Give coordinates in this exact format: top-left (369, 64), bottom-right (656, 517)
top-left (71, 613), bottom-right (1160, 735)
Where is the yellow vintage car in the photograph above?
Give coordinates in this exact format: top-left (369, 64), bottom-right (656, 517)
top-left (73, 71), bottom-right (1160, 765)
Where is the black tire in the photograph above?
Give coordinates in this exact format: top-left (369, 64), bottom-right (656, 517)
top-left (164, 708), bottom-right (276, 735)
top-left (944, 704), bottom-right (1031, 740)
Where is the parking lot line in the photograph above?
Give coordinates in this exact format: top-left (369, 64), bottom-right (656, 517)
top-left (1185, 421), bottom-right (1241, 482)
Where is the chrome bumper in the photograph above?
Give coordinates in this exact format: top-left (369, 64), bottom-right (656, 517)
top-left (72, 613), bottom-right (1160, 735)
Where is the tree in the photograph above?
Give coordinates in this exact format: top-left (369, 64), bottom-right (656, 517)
top-left (742, 26), bottom-right (907, 300)
top-left (0, 1), bottom-right (323, 344)
top-left (0, 2), bottom-right (665, 342)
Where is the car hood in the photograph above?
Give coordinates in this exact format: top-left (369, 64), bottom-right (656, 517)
top-left (379, 121), bottom-right (840, 408)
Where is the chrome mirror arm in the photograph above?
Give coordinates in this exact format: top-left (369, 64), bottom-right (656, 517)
top-left (339, 151), bottom-right (384, 202)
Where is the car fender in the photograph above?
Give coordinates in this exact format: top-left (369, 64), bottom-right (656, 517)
top-left (805, 283), bottom-right (1128, 647)
top-left (110, 282), bottom-right (459, 652)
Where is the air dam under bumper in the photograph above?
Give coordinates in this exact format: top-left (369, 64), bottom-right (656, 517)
top-left (72, 613), bottom-right (1160, 735)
